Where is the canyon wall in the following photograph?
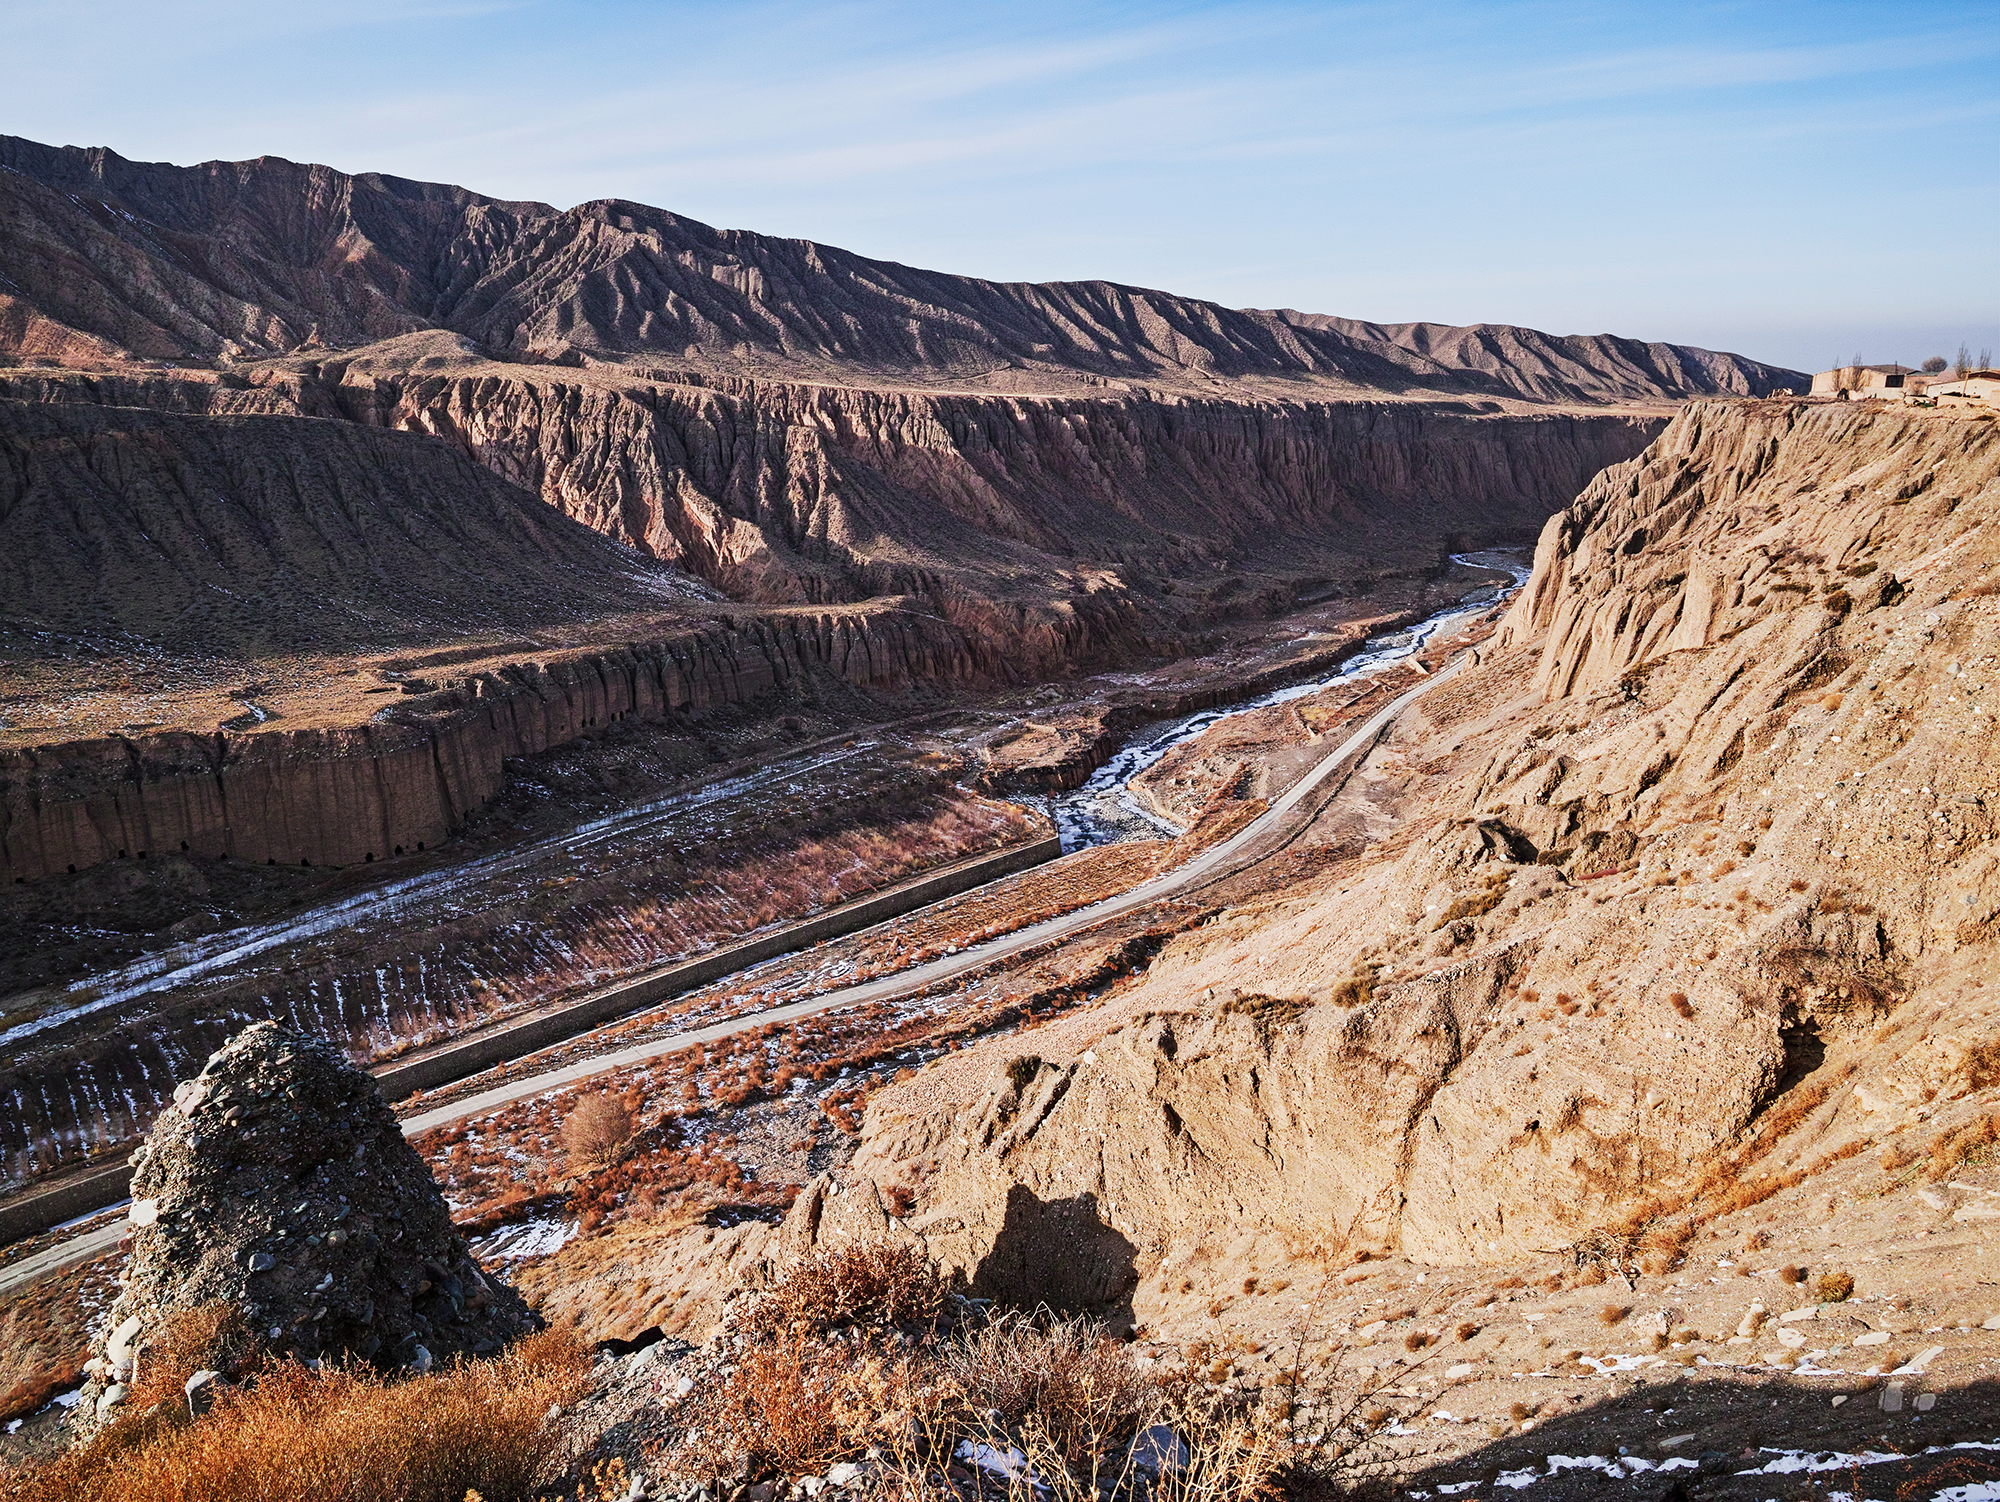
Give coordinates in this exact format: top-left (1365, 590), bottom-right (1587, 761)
top-left (838, 400), bottom-right (2000, 1299)
top-left (0, 605), bottom-right (967, 882)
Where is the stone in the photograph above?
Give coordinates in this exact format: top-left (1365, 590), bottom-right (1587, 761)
top-left (1778, 1306), bottom-right (1816, 1323)
top-left (95, 1384), bottom-right (128, 1420)
top-left (129, 1199), bottom-right (161, 1227)
top-left (75, 1023), bottom-right (536, 1432)
top-left (1895, 1345), bottom-right (1945, 1374)
top-left (410, 1345), bottom-right (433, 1374)
top-left (1915, 1392), bottom-right (1936, 1412)
top-left (1129, 1424), bottom-right (1190, 1475)
top-left (825, 1464), bottom-right (864, 1489)
top-left (105, 1314), bottom-right (143, 1367)
top-left (1880, 1382), bottom-right (1904, 1413)
top-left (1776, 1328), bottom-right (1807, 1349)
top-left (674, 1374), bottom-right (695, 1397)
top-left (1982, 1314), bottom-right (2000, 1332)
top-left (1445, 1363), bottom-right (1475, 1379)
top-left (1853, 1331), bottom-right (1890, 1346)
top-left (1831, 1396), bottom-right (1848, 1407)
top-left (184, 1369), bottom-right (225, 1416)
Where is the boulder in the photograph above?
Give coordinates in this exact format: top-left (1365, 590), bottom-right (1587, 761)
top-left (78, 1022), bottom-right (535, 1425)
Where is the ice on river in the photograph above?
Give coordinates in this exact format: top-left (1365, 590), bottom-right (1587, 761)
top-left (1052, 553), bottom-right (1531, 852)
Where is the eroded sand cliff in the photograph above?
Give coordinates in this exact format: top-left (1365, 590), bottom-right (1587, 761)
top-left (817, 399), bottom-right (2000, 1322)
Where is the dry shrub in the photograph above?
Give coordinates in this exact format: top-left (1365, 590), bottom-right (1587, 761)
top-left (1401, 1331), bottom-right (1431, 1352)
top-left (684, 1326), bottom-right (914, 1477)
top-left (1963, 1038), bottom-right (2000, 1090)
top-left (1925, 1111), bottom-right (2000, 1180)
top-left (1778, 1264), bottom-right (1805, 1286)
top-left (1744, 1228), bottom-right (1772, 1252)
top-left (749, 1240), bottom-right (946, 1337)
top-left (1668, 992), bottom-right (1694, 1019)
top-left (1598, 1305), bottom-right (1629, 1326)
top-left (1573, 1264), bottom-right (1607, 1288)
top-left (1507, 1401), bottom-right (1532, 1422)
top-left (1815, 1271), bottom-right (1855, 1303)
top-left (4, 1329), bottom-right (588, 1502)
top-left (943, 1313), bottom-right (1154, 1471)
top-left (1453, 1322), bottom-right (1478, 1342)
top-left (560, 1093), bottom-right (636, 1169)
top-left (127, 1302), bottom-right (265, 1410)
top-left (1648, 1332), bottom-right (1669, 1353)
top-left (1789, 878), bottom-right (1810, 892)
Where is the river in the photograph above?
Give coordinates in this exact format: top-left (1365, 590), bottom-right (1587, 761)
top-left (1049, 551), bottom-right (1533, 851)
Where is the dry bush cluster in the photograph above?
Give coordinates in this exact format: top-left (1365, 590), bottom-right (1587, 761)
top-left (678, 1244), bottom-right (1314, 1502)
top-left (1, 1329), bottom-right (589, 1502)
top-left (562, 1093), bottom-right (638, 1168)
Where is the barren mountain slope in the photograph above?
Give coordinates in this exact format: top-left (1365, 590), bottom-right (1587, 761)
top-left (831, 399), bottom-right (2000, 1321)
top-left (0, 397), bottom-right (704, 658)
top-left (0, 136), bottom-right (1800, 403)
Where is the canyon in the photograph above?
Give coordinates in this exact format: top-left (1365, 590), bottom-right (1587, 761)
top-left (9, 131), bottom-right (2000, 1500)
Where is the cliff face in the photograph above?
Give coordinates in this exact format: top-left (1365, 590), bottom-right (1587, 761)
top-left (0, 134), bottom-right (1801, 401)
top-left (0, 603), bottom-right (968, 882)
top-left (841, 401), bottom-right (2000, 1314)
top-left (0, 357), bottom-right (1656, 882)
top-left (320, 360), bottom-right (1661, 610)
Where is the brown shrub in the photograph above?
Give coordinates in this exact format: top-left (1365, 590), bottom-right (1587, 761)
top-left (1454, 1322), bottom-right (1479, 1342)
top-left (1744, 1228), bottom-right (1772, 1251)
top-left (684, 1326), bottom-right (911, 1477)
top-left (1668, 992), bottom-right (1694, 1019)
top-left (1964, 1039), bottom-right (2000, 1090)
top-left (560, 1093), bottom-right (636, 1169)
top-left (1598, 1305), bottom-right (1630, 1326)
top-left (4, 1329), bottom-right (587, 1502)
top-left (1402, 1331), bottom-right (1431, 1352)
top-left (1778, 1265), bottom-right (1805, 1285)
top-left (943, 1314), bottom-right (1155, 1471)
top-left (1789, 878), bottom-right (1809, 892)
top-left (1926, 1111), bottom-right (2000, 1180)
top-left (749, 1241), bottom-right (946, 1337)
top-left (1815, 1271), bottom-right (1855, 1303)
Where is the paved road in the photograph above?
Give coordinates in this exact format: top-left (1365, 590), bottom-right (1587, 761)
top-left (0, 656), bottom-right (1460, 1300)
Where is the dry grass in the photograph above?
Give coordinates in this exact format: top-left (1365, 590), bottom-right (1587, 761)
top-left (1, 1329), bottom-right (589, 1502)
top-left (1815, 1271), bottom-right (1855, 1303)
top-left (1925, 1110), bottom-right (2000, 1180)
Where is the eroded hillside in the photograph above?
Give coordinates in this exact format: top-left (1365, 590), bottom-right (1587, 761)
top-left (822, 399), bottom-right (2000, 1318)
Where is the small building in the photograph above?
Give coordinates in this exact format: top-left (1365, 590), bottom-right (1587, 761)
top-left (1810, 364), bottom-right (1915, 395)
top-left (1919, 371), bottom-right (2000, 409)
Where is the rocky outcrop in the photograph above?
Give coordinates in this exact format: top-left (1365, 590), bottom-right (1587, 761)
top-left (0, 134), bottom-right (1801, 401)
top-left (0, 603), bottom-right (970, 882)
top-left (80, 1023), bottom-right (533, 1426)
top-left (832, 400), bottom-right (2000, 1319)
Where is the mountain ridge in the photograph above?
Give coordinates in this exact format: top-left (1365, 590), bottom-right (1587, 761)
top-left (0, 134), bottom-right (1803, 405)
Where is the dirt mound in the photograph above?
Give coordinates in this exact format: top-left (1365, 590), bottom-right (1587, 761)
top-left (80, 1023), bottom-right (534, 1424)
top-left (0, 133), bottom-right (1799, 403)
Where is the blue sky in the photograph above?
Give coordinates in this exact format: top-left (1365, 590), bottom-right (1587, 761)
top-left (5, 0), bottom-right (1996, 373)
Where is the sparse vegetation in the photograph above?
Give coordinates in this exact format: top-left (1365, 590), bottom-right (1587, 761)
top-left (0, 1329), bottom-right (589, 1502)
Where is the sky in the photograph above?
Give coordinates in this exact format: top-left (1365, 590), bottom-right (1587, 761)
top-left (4, 0), bottom-right (1996, 374)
